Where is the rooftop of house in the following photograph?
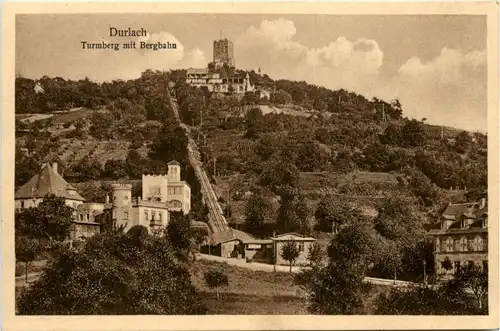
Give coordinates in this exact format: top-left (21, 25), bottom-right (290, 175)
top-left (15, 163), bottom-right (85, 201)
top-left (427, 198), bottom-right (488, 232)
top-left (209, 228), bottom-right (254, 245)
top-left (187, 68), bottom-right (209, 75)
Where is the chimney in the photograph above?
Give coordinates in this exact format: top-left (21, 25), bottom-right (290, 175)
top-left (52, 162), bottom-right (58, 174)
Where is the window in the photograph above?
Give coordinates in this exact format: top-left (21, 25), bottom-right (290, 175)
top-left (298, 242), bottom-right (304, 252)
top-left (159, 212), bottom-right (163, 222)
top-left (460, 237), bottom-right (468, 252)
top-left (20, 201), bottom-right (25, 208)
top-left (79, 214), bottom-right (83, 222)
top-left (124, 196), bottom-right (129, 200)
top-left (86, 214), bottom-right (90, 221)
top-left (144, 210), bottom-right (149, 221)
top-left (446, 238), bottom-right (454, 252)
top-left (475, 236), bottom-right (484, 251)
top-left (124, 211), bottom-right (129, 220)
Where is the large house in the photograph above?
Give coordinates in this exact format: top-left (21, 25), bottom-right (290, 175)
top-left (428, 197), bottom-right (488, 279)
top-left (186, 68), bottom-right (255, 94)
top-left (15, 162), bottom-right (85, 210)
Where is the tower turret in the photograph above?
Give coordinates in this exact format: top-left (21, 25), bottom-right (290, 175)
top-left (167, 160), bottom-right (181, 182)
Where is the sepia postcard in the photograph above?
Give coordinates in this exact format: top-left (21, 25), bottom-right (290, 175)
top-left (1, 1), bottom-right (499, 330)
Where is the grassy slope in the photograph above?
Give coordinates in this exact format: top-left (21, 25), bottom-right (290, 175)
top-left (191, 259), bottom-right (388, 314)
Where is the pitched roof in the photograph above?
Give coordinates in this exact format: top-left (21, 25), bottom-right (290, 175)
top-left (187, 68), bottom-right (209, 75)
top-left (209, 228), bottom-right (254, 245)
top-left (15, 164), bottom-right (85, 201)
top-left (168, 160), bottom-right (181, 166)
top-left (442, 203), bottom-right (477, 220)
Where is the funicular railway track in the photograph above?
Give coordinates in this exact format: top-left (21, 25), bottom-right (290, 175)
top-left (167, 92), bottom-right (230, 234)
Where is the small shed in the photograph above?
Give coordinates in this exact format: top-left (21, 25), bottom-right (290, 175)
top-left (271, 233), bottom-right (316, 266)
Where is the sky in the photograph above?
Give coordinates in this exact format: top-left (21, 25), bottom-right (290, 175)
top-left (16, 14), bottom-right (487, 132)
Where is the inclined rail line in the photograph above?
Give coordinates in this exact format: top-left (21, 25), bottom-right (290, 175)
top-left (168, 93), bottom-right (230, 234)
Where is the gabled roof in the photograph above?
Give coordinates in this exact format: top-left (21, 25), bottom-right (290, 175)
top-left (187, 68), bottom-right (209, 75)
top-left (272, 232), bottom-right (316, 241)
top-left (442, 203), bottom-right (477, 220)
top-left (15, 164), bottom-right (85, 201)
top-left (209, 228), bottom-right (254, 245)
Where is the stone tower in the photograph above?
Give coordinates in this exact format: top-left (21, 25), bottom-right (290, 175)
top-left (213, 38), bottom-right (235, 69)
top-left (111, 183), bottom-right (132, 230)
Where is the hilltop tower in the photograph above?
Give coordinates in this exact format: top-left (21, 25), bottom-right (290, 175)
top-left (213, 38), bottom-right (235, 69)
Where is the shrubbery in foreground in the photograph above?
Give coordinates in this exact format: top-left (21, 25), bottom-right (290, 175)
top-left (17, 226), bottom-right (207, 315)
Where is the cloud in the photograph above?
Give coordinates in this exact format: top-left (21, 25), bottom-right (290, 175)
top-left (235, 19), bottom-right (383, 91)
top-left (234, 19), bottom-right (486, 131)
top-left (182, 48), bottom-right (207, 68)
top-left (379, 48), bottom-right (487, 131)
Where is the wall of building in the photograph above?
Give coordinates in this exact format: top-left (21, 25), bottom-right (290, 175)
top-left (220, 240), bottom-right (239, 258)
top-left (69, 223), bottom-right (101, 241)
top-left (433, 231), bottom-right (488, 278)
top-left (142, 174), bottom-right (168, 202)
top-left (167, 183), bottom-right (191, 214)
top-left (275, 241), bottom-right (314, 266)
top-left (16, 198), bottom-right (84, 210)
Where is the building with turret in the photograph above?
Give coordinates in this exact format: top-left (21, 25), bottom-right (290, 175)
top-left (16, 160), bottom-right (193, 240)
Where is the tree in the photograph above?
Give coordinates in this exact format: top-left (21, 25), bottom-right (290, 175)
top-left (300, 222), bottom-right (377, 314)
top-left (454, 264), bottom-right (488, 309)
top-left (442, 256), bottom-right (453, 273)
top-left (307, 242), bottom-right (324, 268)
top-left (244, 192), bottom-right (275, 235)
top-left (276, 188), bottom-right (310, 234)
top-left (166, 211), bottom-right (194, 260)
top-left (373, 197), bottom-right (424, 281)
top-left (314, 197), bottom-right (361, 233)
top-left (401, 119), bottom-right (426, 147)
top-left (296, 140), bottom-right (326, 172)
top-left (15, 194), bottom-right (74, 241)
top-left (270, 89), bottom-right (292, 105)
top-left (204, 269), bottom-right (229, 300)
top-left (17, 230), bottom-right (207, 314)
top-left (281, 240), bottom-right (301, 272)
top-left (454, 131), bottom-right (473, 154)
top-left (259, 157), bottom-right (300, 193)
top-left (15, 236), bottom-right (40, 284)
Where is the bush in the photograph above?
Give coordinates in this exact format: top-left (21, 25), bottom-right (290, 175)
top-left (17, 230), bottom-right (207, 314)
top-left (204, 269), bottom-right (229, 300)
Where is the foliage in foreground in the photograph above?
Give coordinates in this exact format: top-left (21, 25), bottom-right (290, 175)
top-left (204, 269), bottom-right (229, 300)
top-left (17, 226), bottom-right (207, 315)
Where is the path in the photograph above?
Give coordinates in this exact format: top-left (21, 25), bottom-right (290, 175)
top-left (196, 254), bottom-right (415, 287)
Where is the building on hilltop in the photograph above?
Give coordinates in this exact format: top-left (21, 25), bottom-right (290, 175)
top-left (213, 38), bottom-right (235, 69)
top-left (186, 68), bottom-right (255, 94)
top-left (428, 197), bottom-right (488, 279)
